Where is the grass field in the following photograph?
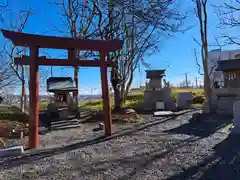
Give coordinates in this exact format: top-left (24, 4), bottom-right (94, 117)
top-left (0, 88), bottom-right (205, 113)
top-left (79, 88), bottom-right (204, 111)
top-left (0, 88), bottom-right (204, 141)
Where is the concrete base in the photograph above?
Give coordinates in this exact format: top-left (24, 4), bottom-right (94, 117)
top-left (0, 146), bottom-right (24, 158)
top-left (153, 111), bottom-right (174, 116)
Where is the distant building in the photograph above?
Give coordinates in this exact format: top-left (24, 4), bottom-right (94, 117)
top-left (208, 49), bottom-right (240, 86)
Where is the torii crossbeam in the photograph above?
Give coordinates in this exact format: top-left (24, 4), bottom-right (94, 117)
top-left (2, 29), bottom-right (123, 149)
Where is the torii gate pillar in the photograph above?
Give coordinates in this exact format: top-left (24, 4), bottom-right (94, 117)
top-left (100, 52), bottom-right (112, 135)
top-left (29, 47), bottom-right (39, 148)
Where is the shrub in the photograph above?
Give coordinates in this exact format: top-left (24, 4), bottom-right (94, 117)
top-left (0, 112), bottom-right (29, 123)
top-left (192, 94), bottom-right (205, 104)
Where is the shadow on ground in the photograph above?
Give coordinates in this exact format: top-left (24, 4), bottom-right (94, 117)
top-left (164, 114), bottom-right (233, 138)
top-left (39, 136), bottom-right (202, 179)
top-left (0, 114), bottom-right (178, 169)
top-left (166, 134), bottom-right (240, 180)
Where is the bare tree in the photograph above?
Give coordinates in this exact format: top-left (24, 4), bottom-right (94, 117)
top-left (105, 0), bottom-right (186, 110)
top-left (0, 0), bottom-right (9, 19)
top-left (0, 50), bottom-right (15, 92)
top-left (194, 0), bottom-right (212, 112)
top-left (51, 0), bottom-right (98, 105)
top-left (3, 8), bottom-right (35, 112)
top-left (52, 0), bottom-right (186, 111)
top-left (194, 37), bottom-right (223, 89)
top-left (216, 0), bottom-right (240, 45)
top-left (0, 0), bottom-right (17, 101)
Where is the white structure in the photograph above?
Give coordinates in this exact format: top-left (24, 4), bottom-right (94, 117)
top-left (208, 49), bottom-right (240, 86)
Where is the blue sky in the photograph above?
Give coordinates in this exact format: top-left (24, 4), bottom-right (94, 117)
top-left (0, 0), bottom-right (239, 95)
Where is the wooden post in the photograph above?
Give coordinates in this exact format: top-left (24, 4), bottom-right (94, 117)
top-left (68, 49), bottom-right (79, 117)
top-left (100, 52), bottom-right (112, 136)
top-left (29, 47), bottom-right (39, 149)
top-left (74, 67), bottom-right (79, 102)
top-left (68, 49), bottom-right (78, 91)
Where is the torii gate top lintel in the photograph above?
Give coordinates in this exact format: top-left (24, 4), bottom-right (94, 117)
top-left (1, 29), bottom-right (123, 52)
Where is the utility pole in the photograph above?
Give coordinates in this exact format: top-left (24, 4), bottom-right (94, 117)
top-left (185, 73), bottom-right (188, 88)
top-left (196, 77), bottom-right (198, 88)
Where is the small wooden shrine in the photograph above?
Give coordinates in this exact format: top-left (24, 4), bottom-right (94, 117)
top-left (46, 77), bottom-right (78, 118)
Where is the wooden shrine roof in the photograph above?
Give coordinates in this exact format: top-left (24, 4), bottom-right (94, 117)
top-left (1, 29), bottom-right (123, 52)
top-left (46, 77), bottom-right (77, 92)
top-left (215, 59), bottom-right (240, 71)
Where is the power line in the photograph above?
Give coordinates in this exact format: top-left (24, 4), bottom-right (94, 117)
top-left (196, 77), bottom-right (198, 88)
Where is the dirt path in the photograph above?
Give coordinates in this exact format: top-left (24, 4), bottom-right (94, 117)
top-left (0, 111), bottom-right (235, 180)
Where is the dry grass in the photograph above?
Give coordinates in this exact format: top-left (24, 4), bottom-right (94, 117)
top-left (112, 113), bottom-right (144, 123)
top-left (0, 105), bottom-right (28, 140)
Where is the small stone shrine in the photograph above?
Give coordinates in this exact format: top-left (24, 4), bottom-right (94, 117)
top-left (211, 59), bottom-right (240, 116)
top-left (144, 70), bottom-right (176, 111)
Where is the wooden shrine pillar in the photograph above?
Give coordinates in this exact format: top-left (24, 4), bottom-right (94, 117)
top-left (100, 52), bottom-right (112, 136)
top-left (29, 47), bottom-right (39, 148)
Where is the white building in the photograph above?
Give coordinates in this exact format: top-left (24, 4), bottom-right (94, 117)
top-left (208, 49), bottom-right (240, 86)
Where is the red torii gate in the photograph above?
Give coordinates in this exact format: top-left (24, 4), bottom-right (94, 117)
top-left (1, 29), bottom-right (123, 149)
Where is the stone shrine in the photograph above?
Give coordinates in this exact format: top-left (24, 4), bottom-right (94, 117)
top-left (144, 70), bottom-right (176, 111)
top-left (211, 59), bottom-right (240, 116)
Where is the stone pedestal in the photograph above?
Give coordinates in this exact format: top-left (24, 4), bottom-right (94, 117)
top-left (216, 99), bottom-right (235, 116)
top-left (144, 87), bottom-right (176, 111)
top-left (211, 88), bottom-right (240, 116)
top-left (231, 101), bottom-right (240, 134)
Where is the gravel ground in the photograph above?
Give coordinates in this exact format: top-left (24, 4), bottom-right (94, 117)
top-left (0, 110), bottom-right (238, 180)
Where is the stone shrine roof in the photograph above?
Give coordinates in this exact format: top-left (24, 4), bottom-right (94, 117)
top-left (146, 70), bottom-right (165, 79)
top-left (216, 59), bottom-right (240, 71)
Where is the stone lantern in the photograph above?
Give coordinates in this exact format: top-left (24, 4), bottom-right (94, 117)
top-left (145, 70), bottom-right (165, 90)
